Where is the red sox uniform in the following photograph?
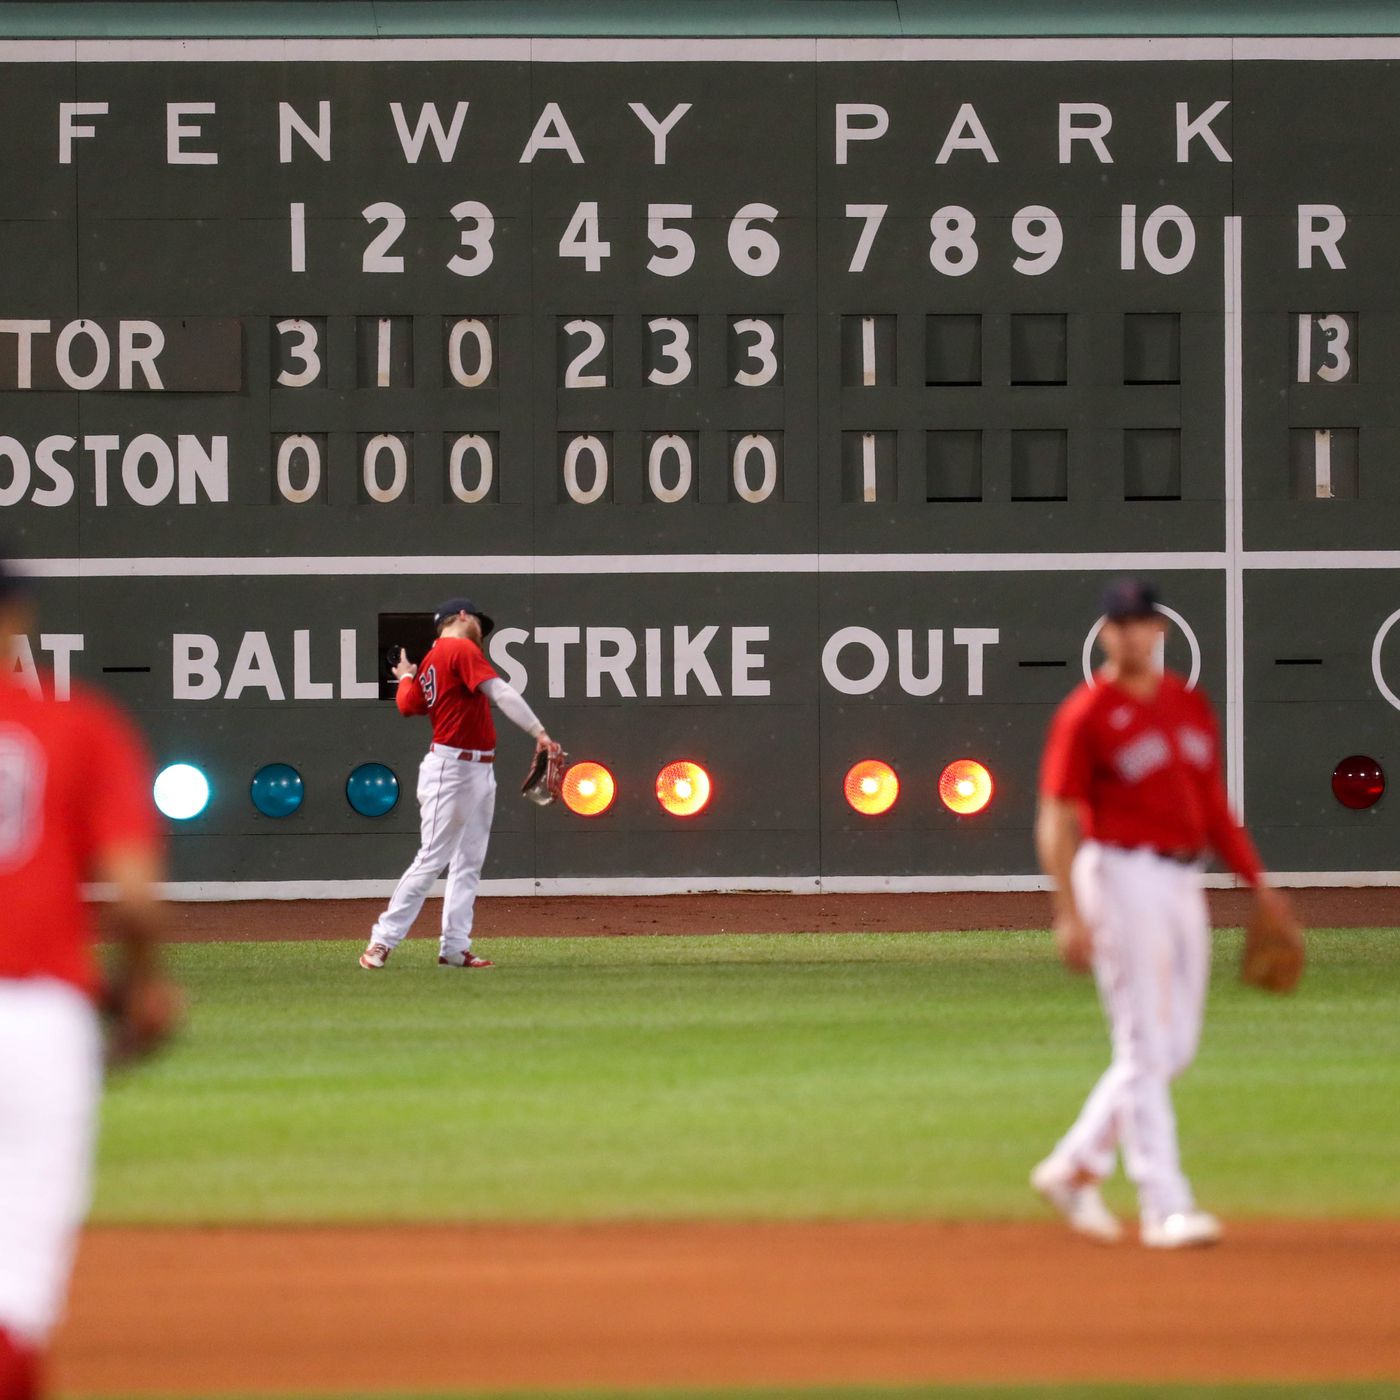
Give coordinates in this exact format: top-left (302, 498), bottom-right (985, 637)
top-left (1036, 669), bottom-right (1261, 1237)
top-left (0, 673), bottom-right (160, 1396)
top-left (361, 621), bottom-right (544, 969)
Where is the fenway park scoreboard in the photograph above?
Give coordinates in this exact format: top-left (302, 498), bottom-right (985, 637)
top-left (1, 37), bottom-right (1397, 892)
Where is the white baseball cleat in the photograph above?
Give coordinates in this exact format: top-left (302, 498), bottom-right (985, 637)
top-left (1141, 1210), bottom-right (1223, 1249)
top-left (359, 942), bottom-right (391, 970)
top-left (1030, 1158), bottom-right (1123, 1244)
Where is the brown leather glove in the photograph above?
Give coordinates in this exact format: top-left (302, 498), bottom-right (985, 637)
top-left (521, 741), bottom-right (568, 806)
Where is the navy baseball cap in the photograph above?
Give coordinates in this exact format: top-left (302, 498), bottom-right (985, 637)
top-left (433, 596), bottom-right (494, 637)
top-left (1101, 577), bottom-right (1160, 621)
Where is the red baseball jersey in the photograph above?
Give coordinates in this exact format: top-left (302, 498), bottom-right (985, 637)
top-left (397, 635), bottom-right (499, 749)
top-left (0, 674), bottom-right (161, 996)
top-left (1040, 670), bottom-right (1262, 883)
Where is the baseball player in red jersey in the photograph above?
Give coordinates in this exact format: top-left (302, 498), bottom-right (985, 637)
top-left (1032, 578), bottom-right (1293, 1249)
top-left (0, 557), bottom-right (179, 1400)
top-left (360, 597), bottom-right (555, 970)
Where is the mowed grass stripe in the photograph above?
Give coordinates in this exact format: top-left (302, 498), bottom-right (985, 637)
top-left (92, 930), bottom-right (1400, 1223)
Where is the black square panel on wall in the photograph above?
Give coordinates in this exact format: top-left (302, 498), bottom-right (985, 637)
top-left (1123, 313), bottom-right (1181, 385)
top-left (926, 430), bottom-right (982, 502)
top-left (926, 315), bottom-right (982, 385)
top-left (1124, 429), bottom-right (1182, 501)
top-left (1010, 314), bottom-right (1067, 386)
top-left (1011, 429), bottom-right (1068, 501)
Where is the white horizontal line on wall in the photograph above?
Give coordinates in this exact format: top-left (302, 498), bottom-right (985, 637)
top-left (22, 551), bottom-right (1228, 579)
top-left (8, 38), bottom-right (1387, 65)
top-left (79, 871), bottom-right (1394, 903)
top-left (1243, 551), bottom-right (1400, 570)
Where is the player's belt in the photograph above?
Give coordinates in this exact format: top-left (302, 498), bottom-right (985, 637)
top-left (430, 743), bottom-right (495, 763)
top-left (1103, 841), bottom-right (1202, 866)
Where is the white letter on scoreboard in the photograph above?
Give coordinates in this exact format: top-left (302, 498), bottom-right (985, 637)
top-left (40, 635), bottom-right (83, 701)
top-left (166, 103), bottom-right (218, 165)
top-left (389, 101), bottom-right (469, 163)
top-left (954, 627), bottom-right (1000, 697)
top-left (59, 102), bottom-right (107, 164)
top-left (293, 630), bottom-right (333, 700)
top-left (1058, 103), bottom-right (1113, 163)
top-left (225, 632), bottom-right (285, 701)
top-left (1175, 100), bottom-right (1231, 162)
top-left (339, 629), bottom-right (379, 699)
top-left (279, 101), bottom-right (331, 162)
top-left (520, 103), bottom-right (584, 164)
top-left (822, 626), bottom-right (889, 696)
top-left (535, 626), bottom-right (580, 698)
top-left (173, 634), bottom-right (222, 701)
top-left (673, 626), bottom-right (722, 697)
top-left (935, 103), bottom-right (999, 164)
top-left (0, 321), bottom-right (50, 389)
top-left (585, 627), bottom-right (638, 699)
top-left (731, 627), bottom-right (771, 697)
top-left (628, 101), bottom-right (692, 164)
top-left (835, 104), bottom-right (889, 165)
top-left (1298, 203), bottom-right (1347, 269)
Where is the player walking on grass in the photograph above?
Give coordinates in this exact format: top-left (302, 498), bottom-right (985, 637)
top-left (360, 597), bottom-right (555, 971)
top-left (0, 557), bottom-right (179, 1400)
top-left (1032, 578), bottom-right (1294, 1249)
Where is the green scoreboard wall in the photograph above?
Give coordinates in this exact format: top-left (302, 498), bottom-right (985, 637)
top-left (1, 35), bottom-right (1396, 892)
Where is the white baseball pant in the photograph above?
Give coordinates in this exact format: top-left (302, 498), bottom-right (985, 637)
top-left (1047, 841), bottom-right (1211, 1223)
top-left (0, 978), bottom-right (102, 1343)
top-left (371, 747), bottom-right (496, 959)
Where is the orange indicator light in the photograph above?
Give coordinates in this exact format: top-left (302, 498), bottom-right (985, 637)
top-left (844, 759), bottom-right (899, 815)
top-left (939, 759), bottom-right (994, 815)
top-left (656, 760), bottom-right (712, 817)
top-left (562, 761), bottom-right (616, 816)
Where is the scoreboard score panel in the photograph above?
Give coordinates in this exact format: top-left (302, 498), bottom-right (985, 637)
top-left (0, 37), bottom-right (1397, 890)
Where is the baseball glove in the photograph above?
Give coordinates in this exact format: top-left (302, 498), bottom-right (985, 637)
top-left (521, 741), bottom-right (568, 806)
top-left (1241, 898), bottom-right (1306, 994)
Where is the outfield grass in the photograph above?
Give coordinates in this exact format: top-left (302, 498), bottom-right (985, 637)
top-left (92, 928), bottom-right (1400, 1223)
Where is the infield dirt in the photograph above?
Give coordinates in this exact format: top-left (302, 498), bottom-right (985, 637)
top-left (57, 1220), bottom-right (1400, 1396)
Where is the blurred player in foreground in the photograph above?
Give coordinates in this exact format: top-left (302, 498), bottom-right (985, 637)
top-left (360, 597), bottom-right (556, 971)
top-left (1033, 577), bottom-right (1293, 1249)
top-left (0, 557), bottom-right (179, 1400)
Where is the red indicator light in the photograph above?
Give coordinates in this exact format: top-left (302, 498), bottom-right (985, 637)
top-left (562, 762), bottom-right (616, 816)
top-left (844, 760), bottom-right (899, 815)
top-left (1332, 755), bottom-right (1385, 810)
top-left (939, 759), bottom-right (994, 815)
top-left (656, 760), bottom-right (711, 817)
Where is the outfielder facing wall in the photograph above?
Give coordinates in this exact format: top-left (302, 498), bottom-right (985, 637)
top-left (2, 36), bottom-right (1398, 890)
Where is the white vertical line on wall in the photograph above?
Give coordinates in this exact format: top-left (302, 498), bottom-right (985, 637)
top-left (376, 318), bottom-right (393, 387)
top-left (1224, 215), bottom-right (1246, 812)
top-left (861, 316), bottom-right (877, 385)
top-left (289, 202), bottom-right (306, 274)
top-left (862, 433), bottom-right (878, 502)
top-left (1314, 428), bottom-right (1333, 498)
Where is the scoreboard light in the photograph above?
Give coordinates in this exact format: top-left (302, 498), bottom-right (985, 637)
top-left (656, 760), bottom-right (711, 817)
top-left (1332, 754), bottom-right (1385, 810)
top-left (562, 761), bottom-right (616, 816)
top-left (939, 759), bottom-right (994, 816)
top-left (844, 760), bottom-right (899, 816)
top-left (250, 763), bottom-right (304, 818)
top-left (153, 763), bottom-right (211, 821)
top-left (345, 762), bottom-right (400, 818)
